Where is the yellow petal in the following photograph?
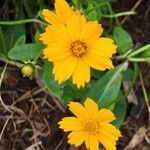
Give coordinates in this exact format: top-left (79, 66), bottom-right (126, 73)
top-left (55, 0), bottom-right (72, 24)
top-left (83, 51), bottom-right (114, 70)
top-left (99, 123), bottom-right (121, 139)
top-left (42, 9), bottom-right (59, 25)
top-left (67, 12), bottom-right (86, 40)
top-left (98, 123), bottom-right (121, 150)
top-left (97, 108), bottom-right (116, 123)
top-left (43, 42), bottom-right (70, 61)
top-left (98, 135), bottom-right (116, 150)
top-left (53, 56), bottom-right (77, 83)
top-left (68, 131), bottom-right (85, 146)
top-left (39, 25), bottom-right (55, 45)
top-left (68, 101), bottom-right (87, 118)
top-left (72, 59), bottom-right (90, 88)
top-left (85, 134), bottom-right (90, 149)
top-left (80, 21), bottom-right (103, 43)
top-left (58, 117), bottom-right (82, 131)
top-left (89, 135), bottom-right (99, 150)
top-left (84, 98), bottom-right (99, 116)
top-left (91, 38), bottom-right (117, 58)
top-left (51, 24), bottom-right (70, 42)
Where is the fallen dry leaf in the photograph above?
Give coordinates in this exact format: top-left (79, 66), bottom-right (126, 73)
top-left (124, 126), bottom-right (147, 150)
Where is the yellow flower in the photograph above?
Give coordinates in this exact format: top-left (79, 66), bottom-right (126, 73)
top-left (58, 98), bottom-right (121, 150)
top-left (40, 0), bottom-right (117, 88)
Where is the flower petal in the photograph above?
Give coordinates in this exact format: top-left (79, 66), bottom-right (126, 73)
top-left (85, 134), bottom-right (90, 149)
top-left (83, 51), bottom-right (114, 70)
top-left (43, 42), bottom-right (70, 61)
top-left (42, 9), bottom-right (59, 25)
top-left (80, 21), bottom-right (103, 43)
top-left (98, 123), bottom-right (121, 150)
top-left (51, 23), bottom-right (70, 42)
top-left (89, 135), bottom-right (99, 150)
top-left (99, 123), bottom-right (121, 140)
top-left (84, 98), bottom-right (98, 116)
top-left (91, 38), bottom-right (117, 58)
top-left (67, 12), bottom-right (86, 40)
top-left (55, 0), bottom-right (72, 24)
top-left (68, 131), bottom-right (85, 146)
top-left (39, 25), bottom-right (55, 45)
top-left (72, 59), bottom-right (90, 88)
top-left (97, 108), bottom-right (116, 123)
top-left (68, 101), bottom-right (87, 118)
top-left (58, 117), bottom-right (82, 131)
top-left (53, 56), bottom-right (77, 83)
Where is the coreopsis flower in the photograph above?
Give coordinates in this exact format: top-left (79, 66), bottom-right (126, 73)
top-left (58, 98), bottom-right (121, 150)
top-left (40, 0), bottom-right (117, 88)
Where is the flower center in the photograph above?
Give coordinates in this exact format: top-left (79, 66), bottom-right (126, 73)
top-left (83, 120), bottom-right (99, 135)
top-left (70, 40), bottom-right (87, 57)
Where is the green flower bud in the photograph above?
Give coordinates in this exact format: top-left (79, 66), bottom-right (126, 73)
top-left (21, 63), bottom-right (34, 77)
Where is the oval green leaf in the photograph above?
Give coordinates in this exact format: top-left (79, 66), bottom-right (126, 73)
top-left (8, 43), bottom-right (44, 62)
top-left (86, 62), bottom-right (128, 108)
top-left (113, 26), bottom-right (134, 54)
top-left (112, 92), bottom-right (126, 128)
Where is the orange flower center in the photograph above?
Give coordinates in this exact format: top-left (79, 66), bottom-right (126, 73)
top-left (83, 120), bottom-right (99, 135)
top-left (70, 40), bottom-right (87, 57)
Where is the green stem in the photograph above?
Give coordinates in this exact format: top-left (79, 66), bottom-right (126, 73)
top-left (124, 63), bottom-right (138, 99)
top-left (0, 19), bottom-right (47, 26)
top-left (138, 66), bottom-right (150, 125)
top-left (128, 44), bottom-right (150, 58)
top-left (128, 57), bottom-right (150, 62)
top-left (138, 68), bottom-right (149, 102)
top-left (103, 11), bottom-right (135, 18)
top-left (0, 27), bottom-right (7, 54)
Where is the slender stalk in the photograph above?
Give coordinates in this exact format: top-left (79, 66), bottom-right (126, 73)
top-left (128, 57), bottom-right (150, 62)
top-left (103, 11), bottom-right (135, 18)
top-left (138, 66), bottom-right (150, 125)
top-left (128, 44), bottom-right (150, 58)
top-left (0, 57), bottom-right (22, 67)
top-left (123, 63), bottom-right (138, 98)
top-left (0, 27), bottom-right (7, 54)
top-left (0, 19), bottom-right (47, 26)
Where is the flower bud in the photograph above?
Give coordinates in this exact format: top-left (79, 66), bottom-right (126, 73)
top-left (21, 63), bottom-right (34, 77)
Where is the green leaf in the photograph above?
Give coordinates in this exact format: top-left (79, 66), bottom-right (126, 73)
top-left (123, 68), bottom-right (134, 81)
top-left (2, 7), bottom-right (26, 51)
top-left (86, 62), bottom-right (128, 108)
top-left (113, 92), bottom-right (126, 128)
top-left (91, 69), bottom-right (105, 79)
top-left (43, 61), bottom-right (88, 103)
top-left (8, 43), bottom-right (44, 62)
top-left (43, 61), bottom-right (64, 100)
top-left (14, 35), bottom-right (26, 47)
top-left (86, 3), bottom-right (97, 20)
top-left (113, 26), bottom-right (134, 54)
top-left (141, 48), bottom-right (150, 58)
top-left (61, 81), bottom-right (88, 103)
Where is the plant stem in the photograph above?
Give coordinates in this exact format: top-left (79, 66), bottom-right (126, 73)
top-left (128, 44), bottom-right (150, 58)
top-left (124, 63), bottom-right (138, 99)
top-left (0, 27), bottom-right (7, 54)
top-left (0, 57), bottom-right (22, 67)
top-left (0, 19), bottom-right (47, 26)
top-left (138, 66), bottom-right (150, 125)
top-left (128, 57), bottom-right (150, 62)
top-left (103, 11), bottom-right (135, 18)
